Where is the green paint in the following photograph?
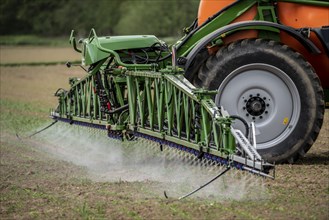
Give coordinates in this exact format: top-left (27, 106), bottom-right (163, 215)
top-left (56, 66), bottom-right (237, 157)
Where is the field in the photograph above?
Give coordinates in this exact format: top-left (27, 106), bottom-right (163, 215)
top-left (0, 46), bottom-right (328, 219)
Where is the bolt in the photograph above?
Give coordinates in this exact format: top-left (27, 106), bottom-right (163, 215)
top-left (257, 93), bottom-right (260, 96)
top-left (252, 117), bottom-right (255, 120)
top-left (244, 100), bottom-right (247, 103)
top-left (246, 113), bottom-right (249, 117)
top-left (263, 97), bottom-right (267, 100)
top-left (266, 104), bottom-right (270, 107)
top-left (243, 107), bottom-right (246, 110)
top-left (260, 116), bottom-right (263, 119)
top-left (249, 94), bottom-right (253, 97)
top-left (265, 111), bottom-right (268, 114)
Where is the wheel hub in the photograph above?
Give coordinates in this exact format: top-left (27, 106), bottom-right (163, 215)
top-left (246, 96), bottom-right (266, 116)
top-left (241, 91), bottom-right (272, 121)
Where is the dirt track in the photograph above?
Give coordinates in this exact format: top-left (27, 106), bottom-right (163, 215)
top-left (0, 50), bottom-right (328, 219)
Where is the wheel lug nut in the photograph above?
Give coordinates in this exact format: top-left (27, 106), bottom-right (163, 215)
top-left (246, 113), bottom-right (249, 117)
top-left (265, 111), bottom-right (268, 114)
top-left (263, 97), bottom-right (267, 100)
top-left (249, 94), bottom-right (253, 97)
top-left (252, 117), bottom-right (255, 120)
top-left (243, 107), bottom-right (246, 110)
top-left (257, 93), bottom-right (260, 96)
top-left (244, 100), bottom-right (247, 103)
top-left (266, 104), bottom-right (270, 107)
top-left (260, 116), bottom-right (263, 119)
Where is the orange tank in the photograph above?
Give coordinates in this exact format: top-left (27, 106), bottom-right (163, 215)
top-left (197, 0), bottom-right (329, 88)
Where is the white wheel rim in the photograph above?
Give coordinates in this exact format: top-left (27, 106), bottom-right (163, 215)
top-left (215, 63), bottom-right (301, 150)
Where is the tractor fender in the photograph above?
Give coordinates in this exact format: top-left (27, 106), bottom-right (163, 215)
top-left (184, 20), bottom-right (321, 74)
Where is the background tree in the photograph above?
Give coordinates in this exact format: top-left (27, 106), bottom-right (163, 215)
top-left (0, 0), bottom-right (200, 37)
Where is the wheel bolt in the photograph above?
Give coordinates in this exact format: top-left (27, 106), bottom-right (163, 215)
top-left (252, 117), bottom-right (255, 120)
top-left (244, 100), bottom-right (247, 103)
top-left (243, 107), bottom-right (246, 110)
top-left (249, 94), bottom-right (253, 97)
top-left (266, 104), bottom-right (270, 107)
top-left (260, 116), bottom-right (263, 119)
top-left (265, 111), bottom-right (268, 114)
top-left (246, 113), bottom-right (249, 117)
top-left (263, 97), bottom-right (267, 100)
top-left (257, 93), bottom-right (260, 96)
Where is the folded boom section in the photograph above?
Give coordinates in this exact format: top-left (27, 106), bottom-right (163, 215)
top-left (52, 65), bottom-right (274, 178)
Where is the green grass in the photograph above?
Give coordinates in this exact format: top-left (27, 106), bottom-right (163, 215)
top-left (0, 35), bottom-right (69, 46)
top-left (0, 63), bottom-right (328, 219)
top-left (0, 99), bottom-right (50, 134)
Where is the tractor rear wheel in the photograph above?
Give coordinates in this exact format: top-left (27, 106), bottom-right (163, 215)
top-left (193, 39), bottom-right (324, 163)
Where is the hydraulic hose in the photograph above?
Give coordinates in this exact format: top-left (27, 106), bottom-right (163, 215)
top-left (230, 115), bottom-right (249, 138)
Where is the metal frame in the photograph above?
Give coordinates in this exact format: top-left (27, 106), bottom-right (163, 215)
top-left (52, 65), bottom-right (273, 177)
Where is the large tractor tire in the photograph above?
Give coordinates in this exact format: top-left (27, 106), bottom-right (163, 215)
top-left (193, 39), bottom-right (324, 163)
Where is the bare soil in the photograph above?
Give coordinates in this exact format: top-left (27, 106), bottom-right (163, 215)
top-left (0, 57), bottom-right (328, 219)
top-left (0, 46), bottom-right (80, 64)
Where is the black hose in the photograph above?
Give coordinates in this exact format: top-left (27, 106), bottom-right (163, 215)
top-left (177, 166), bottom-right (231, 200)
top-left (107, 104), bottom-right (129, 114)
top-left (230, 115), bottom-right (249, 138)
top-left (16, 120), bottom-right (58, 140)
top-left (28, 120), bottom-right (58, 138)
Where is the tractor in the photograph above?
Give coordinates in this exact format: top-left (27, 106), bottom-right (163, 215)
top-left (52, 0), bottom-right (329, 177)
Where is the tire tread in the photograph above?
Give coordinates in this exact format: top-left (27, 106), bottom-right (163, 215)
top-left (192, 39), bottom-right (324, 164)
